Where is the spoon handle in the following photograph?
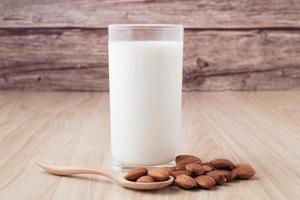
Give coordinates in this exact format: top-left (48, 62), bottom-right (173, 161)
top-left (35, 160), bottom-right (120, 183)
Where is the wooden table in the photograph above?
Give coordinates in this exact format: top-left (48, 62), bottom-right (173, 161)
top-left (0, 91), bottom-right (299, 199)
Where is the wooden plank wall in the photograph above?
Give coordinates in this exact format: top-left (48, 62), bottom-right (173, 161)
top-left (1, 0), bottom-right (300, 91)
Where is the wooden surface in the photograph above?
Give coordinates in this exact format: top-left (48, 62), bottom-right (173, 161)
top-left (1, 0), bottom-right (300, 29)
top-left (1, 0), bottom-right (300, 91)
top-left (0, 91), bottom-right (300, 199)
top-left (1, 29), bottom-right (300, 91)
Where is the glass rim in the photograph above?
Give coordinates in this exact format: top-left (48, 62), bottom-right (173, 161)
top-left (108, 24), bottom-right (183, 31)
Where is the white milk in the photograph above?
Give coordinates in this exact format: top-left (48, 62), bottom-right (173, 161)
top-left (109, 41), bottom-right (183, 166)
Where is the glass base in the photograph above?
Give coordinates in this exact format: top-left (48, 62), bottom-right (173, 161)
top-left (112, 160), bottom-right (176, 172)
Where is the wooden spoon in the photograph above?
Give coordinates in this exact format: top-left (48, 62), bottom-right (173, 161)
top-left (35, 161), bottom-right (174, 190)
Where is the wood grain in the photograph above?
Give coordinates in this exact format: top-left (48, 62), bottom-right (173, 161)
top-left (0, 91), bottom-right (300, 199)
top-left (1, 0), bottom-right (300, 29)
top-left (1, 29), bottom-right (300, 91)
top-left (1, 0), bottom-right (300, 91)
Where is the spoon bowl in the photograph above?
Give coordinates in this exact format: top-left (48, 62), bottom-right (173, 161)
top-left (121, 177), bottom-right (174, 190)
top-left (35, 160), bottom-right (174, 191)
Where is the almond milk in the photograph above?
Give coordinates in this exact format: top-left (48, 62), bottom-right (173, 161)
top-left (109, 40), bottom-right (183, 167)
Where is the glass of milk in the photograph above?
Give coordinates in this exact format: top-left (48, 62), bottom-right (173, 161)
top-left (108, 24), bottom-right (184, 171)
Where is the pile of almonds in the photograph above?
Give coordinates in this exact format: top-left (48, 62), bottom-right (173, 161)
top-left (124, 155), bottom-right (256, 190)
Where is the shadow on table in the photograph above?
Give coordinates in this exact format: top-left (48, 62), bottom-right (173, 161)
top-left (39, 171), bottom-right (259, 195)
top-left (40, 171), bottom-right (181, 195)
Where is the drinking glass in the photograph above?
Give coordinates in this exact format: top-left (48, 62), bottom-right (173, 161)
top-left (108, 24), bottom-right (184, 171)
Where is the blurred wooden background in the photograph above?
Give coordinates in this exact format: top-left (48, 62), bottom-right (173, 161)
top-left (1, 0), bottom-right (300, 91)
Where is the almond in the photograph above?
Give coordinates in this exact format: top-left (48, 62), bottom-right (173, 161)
top-left (210, 158), bottom-right (235, 170)
top-left (231, 170), bottom-right (237, 180)
top-left (170, 170), bottom-right (192, 178)
top-left (202, 164), bottom-right (213, 173)
top-left (136, 175), bottom-right (155, 183)
top-left (195, 175), bottom-right (216, 189)
top-left (235, 163), bottom-right (253, 168)
top-left (233, 163), bottom-right (255, 179)
top-left (175, 174), bottom-right (197, 189)
top-left (124, 167), bottom-right (148, 181)
top-left (206, 171), bottom-right (227, 185)
top-left (167, 166), bottom-right (176, 172)
top-left (175, 155), bottom-right (201, 170)
top-left (213, 170), bottom-right (236, 182)
top-left (186, 163), bottom-right (206, 176)
top-left (148, 168), bottom-right (170, 181)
